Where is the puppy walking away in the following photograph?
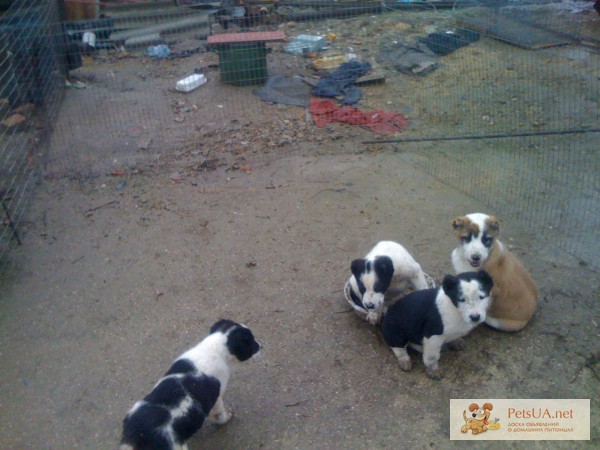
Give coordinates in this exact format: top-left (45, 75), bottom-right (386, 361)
top-left (121, 319), bottom-right (261, 450)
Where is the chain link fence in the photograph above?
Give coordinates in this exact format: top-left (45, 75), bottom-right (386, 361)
top-left (1, 0), bottom-right (63, 258)
top-left (0, 0), bottom-right (598, 266)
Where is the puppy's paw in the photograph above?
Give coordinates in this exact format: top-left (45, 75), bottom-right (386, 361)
top-left (212, 407), bottom-right (233, 425)
top-left (397, 355), bottom-right (412, 372)
top-left (366, 310), bottom-right (381, 326)
top-left (425, 366), bottom-right (443, 380)
top-left (392, 347), bottom-right (412, 371)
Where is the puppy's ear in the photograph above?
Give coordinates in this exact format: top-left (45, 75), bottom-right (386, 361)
top-left (478, 270), bottom-right (494, 294)
top-left (451, 216), bottom-right (467, 231)
top-left (350, 259), bottom-right (366, 279)
top-left (469, 403), bottom-right (479, 412)
top-left (210, 319), bottom-right (237, 334)
top-left (483, 403), bottom-right (493, 411)
top-left (486, 216), bottom-right (500, 236)
top-left (442, 274), bottom-right (459, 304)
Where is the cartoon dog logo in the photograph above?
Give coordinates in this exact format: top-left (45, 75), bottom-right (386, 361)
top-left (461, 402), bottom-right (499, 434)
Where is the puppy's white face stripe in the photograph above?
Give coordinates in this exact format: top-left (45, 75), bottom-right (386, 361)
top-left (454, 213), bottom-right (497, 269)
top-left (455, 279), bottom-right (491, 325)
top-left (360, 271), bottom-right (384, 309)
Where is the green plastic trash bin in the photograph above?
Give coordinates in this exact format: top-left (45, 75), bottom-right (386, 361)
top-left (216, 42), bottom-right (268, 86)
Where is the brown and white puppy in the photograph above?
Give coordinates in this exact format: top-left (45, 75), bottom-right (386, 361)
top-left (451, 213), bottom-right (537, 332)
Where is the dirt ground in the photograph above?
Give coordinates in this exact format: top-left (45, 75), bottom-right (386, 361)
top-left (1, 5), bottom-right (599, 450)
top-left (2, 146), bottom-right (599, 449)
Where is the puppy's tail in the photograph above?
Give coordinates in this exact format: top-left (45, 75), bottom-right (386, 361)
top-left (424, 272), bottom-right (437, 289)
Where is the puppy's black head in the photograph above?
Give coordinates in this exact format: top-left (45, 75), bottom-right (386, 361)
top-left (226, 325), bottom-right (261, 362)
top-left (210, 319), bottom-right (240, 335)
top-left (350, 255), bottom-right (394, 296)
top-left (442, 271), bottom-right (493, 325)
top-left (210, 319), bottom-right (260, 361)
top-left (442, 270), bottom-right (494, 305)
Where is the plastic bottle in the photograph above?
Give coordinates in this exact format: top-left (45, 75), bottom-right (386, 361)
top-left (146, 45), bottom-right (170, 59)
top-left (176, 74), bottom-right (207, 92)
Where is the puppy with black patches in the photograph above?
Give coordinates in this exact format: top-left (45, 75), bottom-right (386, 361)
top-left (344, 240), bottom-right (434, 325)
top-left (451, 213), bottom-right (537, 332)
top-left (121, 319), bottom-right (260, 450)
top-left (380, 271), bottom-right (493, 380)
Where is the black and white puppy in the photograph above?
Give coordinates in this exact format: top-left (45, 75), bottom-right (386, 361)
top-left (344, 240), bottom-right (434, 325)
top-left (121, 319), bottom-right (261, 450)
top-left (380, 271), bottom-right (493, 380)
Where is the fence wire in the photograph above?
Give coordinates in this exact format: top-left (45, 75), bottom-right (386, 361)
top-left (1, 0), bottom-right (63, 259)
top-left (0, 0), bottom-right (599, 266)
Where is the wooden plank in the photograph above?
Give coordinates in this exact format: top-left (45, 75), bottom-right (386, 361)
top-left (207, 30), bottom-right (285, 45)
top-left (457, 9), bottom-right (569, 49)
top-left (109, 14), bottom-right (210, 42)
top-left (354, 71), bottom-right (386, 86)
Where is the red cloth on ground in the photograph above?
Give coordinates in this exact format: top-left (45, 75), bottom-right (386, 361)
top-left (309, 98), bottom-right (409, 135)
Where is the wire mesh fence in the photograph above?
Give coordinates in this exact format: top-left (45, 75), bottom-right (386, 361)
top-left (0, 0), bottom-right (598, 266)
top-left (1, 0), bottom-right (63, 258)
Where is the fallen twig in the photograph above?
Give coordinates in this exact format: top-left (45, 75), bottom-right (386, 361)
top-left (571, 352), bottom-right (600, 383)
top-left (539, 330), bottom-right (567, 342)
top-left (86, 200), bottom-right (118, 213)
top-left (310, 188), bottom-right (359, 199)
top-left (285, 400), bottom-right (307, 407)
top-left (570, 365), bottom-right (584, 384)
